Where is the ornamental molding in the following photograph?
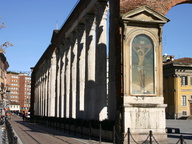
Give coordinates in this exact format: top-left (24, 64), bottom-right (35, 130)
top-left (122, 6), bottom-right (169, 24)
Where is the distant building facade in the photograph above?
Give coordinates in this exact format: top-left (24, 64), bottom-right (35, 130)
top-left (0, 53), bottom-right (9, 113)
top-left (9, 104), bottom-right (20, 113)
top-left (6, 73), bottom-right (20, 105)
top-left (163, 56), bottom-right (192, 119)
top-left (7, 72), bottom-right (31, 112)
top-left (19, 73), bottom-right (31, 111)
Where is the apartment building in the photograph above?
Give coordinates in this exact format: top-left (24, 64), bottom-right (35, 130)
top-left (6, 73), bottom-right (19, 104)
top-left (19, 73), bottom-right (31, 111)
top-left (163, 56), bottom-right (192, 119)
top-left (7, 72), bottom-right (31, 112)
top-left (0, 53), bottom-right (9, 115)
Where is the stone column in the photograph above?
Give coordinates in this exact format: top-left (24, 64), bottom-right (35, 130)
top-left (39, 74), bottom-right (42, 115)
top-left (48, 64), bottom-right (51, 117)
top-left (56, 49), bottom-right (61, 118)
top-left (40, 76), bottom-right (43, 116)
top-left (47, 60), bottom-right (51, 117)
top-left (85, 14), bottom-right (96, 119)
top-left (59, 47), bottom-right (64, 118)
top-left (43, 71), bottom-right (46, 117)
top-left (70, 32), bottom-right (78, 119)
top-left (41, 74), bottom-right (44, 116)
top-left (38, 78), bottom-right (41, 116)
top-left (37, 77), bottom-right (41, 116)
top-left (44, 69), bottom-right (48, 117)
top-left (60, 45), bottom-right (66, 118)
top-left (108, 0), bottom-right (118, 121)
top-left (34, 77), bottom-right (39, 115)
top-left (95, 2), bottom-right (109, 120)
top-left (65, 39), bottom-right (71, 118)
top-left (34, 81), bottom-right (38, 115)
top-left (77, 24), bottom-right (86, 119)
top-left (36, 76), bottom-right (40, 115)
top-left (49, 50), bottom-right (56, 117)
top-left (43, 73), bottom-right (46, 116)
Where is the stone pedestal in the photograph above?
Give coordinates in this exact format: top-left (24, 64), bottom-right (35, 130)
top-left (123, 102), bottom-right (167, 143)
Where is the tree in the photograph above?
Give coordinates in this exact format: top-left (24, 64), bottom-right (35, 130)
top-left (0, 17), bottom-right (13, 53)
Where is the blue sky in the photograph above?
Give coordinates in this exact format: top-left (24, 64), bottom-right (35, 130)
top-left (0, 0), bottom-right (79, 72)
top-left (0, 1), bottom-right (192, 72)
top-left (163, 4), bottom-right (192, 58)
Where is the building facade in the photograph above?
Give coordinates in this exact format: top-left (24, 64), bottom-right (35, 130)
top-left (7, 72), bottom-right (31, 113)
top-left (0, 53), bottom-right (9, 114)
top-left (19, 73), bottom-right (31, 111)
top-left (6, 73), bottom-right (20, 105)
top-left (163, 57), bottom-right (192, 119)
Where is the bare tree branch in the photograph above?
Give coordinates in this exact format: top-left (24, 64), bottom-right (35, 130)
top-left (0, 17), bottom-right (13, 53)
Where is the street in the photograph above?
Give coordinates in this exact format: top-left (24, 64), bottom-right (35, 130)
top-left (1, 115), bottom-right (191, 144)
top-left (6, 115), bottom-right (111, 144)
top-left (166, 120), bottom-right (192, 144)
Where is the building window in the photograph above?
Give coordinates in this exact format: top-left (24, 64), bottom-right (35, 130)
top-left (182, 111), bottom-right (187, 115)
top-left (181, 76), bottom-right (188, 86)
top-left (131, 34), bottom-right (155, 95)
top-left (182, 95), bottom-right (187, 106)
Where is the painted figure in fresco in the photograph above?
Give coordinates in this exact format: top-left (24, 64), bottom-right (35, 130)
top-left (133, 42), bottom-right (152, 92)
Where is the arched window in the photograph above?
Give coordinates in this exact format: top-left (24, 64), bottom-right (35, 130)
top-left (131, 34), bottom-right (155, 95)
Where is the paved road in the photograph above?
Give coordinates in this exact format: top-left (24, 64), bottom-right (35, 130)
top-left (8, 115), bottom-right (111, 144)
top-left (5, 116), bottom-right (192, 144)
top-left (166, 120), bottom-right (192, 144)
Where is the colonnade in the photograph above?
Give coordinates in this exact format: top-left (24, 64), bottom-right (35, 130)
top-left (33, 1), bottom-right (110, 121)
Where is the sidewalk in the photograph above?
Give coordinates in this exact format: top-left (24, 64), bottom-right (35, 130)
top-left (8, 115), bottom-right (112, 144)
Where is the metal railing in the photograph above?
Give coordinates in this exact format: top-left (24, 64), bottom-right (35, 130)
top-left (5, 118), bottom-right (17, 144)
top-left (32, 116), bottom-right (188, 144)
top-left (114, 128), bottom-right (187, 144)
top-left (176, 135), bottom-right (187, 144)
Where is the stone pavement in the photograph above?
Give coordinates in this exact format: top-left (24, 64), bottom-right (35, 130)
top-left (8, 115), bottom-right (112, 144)
top-left (6, 115), bottom-right (192, 144)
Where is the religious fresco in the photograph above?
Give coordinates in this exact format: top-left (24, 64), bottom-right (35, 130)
top-left (131, 34), bottom-right (155, 95)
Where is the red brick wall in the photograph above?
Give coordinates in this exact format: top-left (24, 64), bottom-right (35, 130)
top-left (120, 0), bottom-right (192, 15)
top-left (19, 76), bottom-right (25, 108)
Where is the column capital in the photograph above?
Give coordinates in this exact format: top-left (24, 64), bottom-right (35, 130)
top-left (85, 14), bottom-right (96, 32)
top-left (77, 23), bottom-right (85, 34)
top-left (85, 14), bottom-right (95, 23)
top-left (95, 2), bottom-right (109, 20)
top-left (63, 38), bottom-right (71, 50)
top-left (56, 46), bottom-right (61, 58)
top-left (51, 50), bottom-right (56, 65)
top-left (70, 31), bottom-right (77, 42)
